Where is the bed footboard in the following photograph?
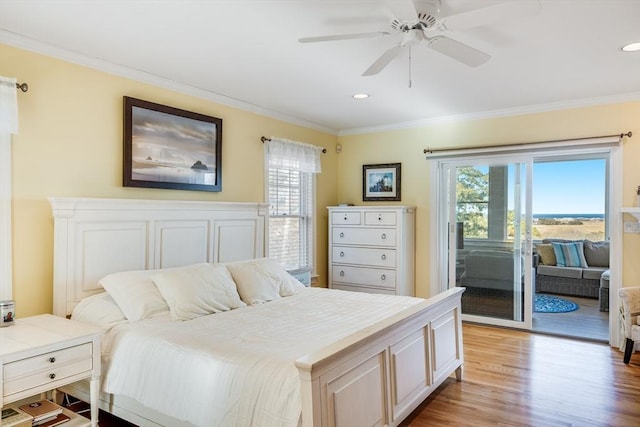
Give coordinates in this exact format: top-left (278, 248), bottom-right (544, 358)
top-left (296, 287), bottom-right (464, 427)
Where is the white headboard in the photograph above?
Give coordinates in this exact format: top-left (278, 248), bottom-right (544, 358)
top-left (50, 197), bottom-right (269, 317)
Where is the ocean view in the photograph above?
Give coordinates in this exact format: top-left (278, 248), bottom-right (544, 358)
top-left (534, 213), bottom-right (604, 220)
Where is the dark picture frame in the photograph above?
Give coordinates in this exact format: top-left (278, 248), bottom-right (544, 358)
top-left (362, 163), bottom-right (401, 201)
top-left (123, 96), bottom-right (222, 192)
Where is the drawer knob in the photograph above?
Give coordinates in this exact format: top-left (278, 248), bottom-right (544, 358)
top-left (381, 233), bottom-right (386, 239)
top-left (343, 215), bottom-right (348, 221)
top-left (340, 232), bottom-right (344, 238)
top-left (381, 274), bottom-right (386, 280)
top-left (340, 270), bottom-right (345, 277)
top-left (340, 251), bottom-right (345, 257)
top-left (381, 254), bottom-right (387, 260)
top-left (49, 373), bottom-right (56, 380)
top-left (49, 357), bottom-right (56, 363)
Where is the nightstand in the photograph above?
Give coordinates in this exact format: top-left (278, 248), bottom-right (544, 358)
top-left (0, 314), bottom-right (100, 427)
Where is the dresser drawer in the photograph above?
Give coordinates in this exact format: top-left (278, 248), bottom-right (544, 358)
top-left (331, 211), bottom-right (361, 225)
top-left (332, 246), bottom-right (396, 268)
top-left (331, 283), bottom-right (397, 295)
top-left (4, 343), bottom-right (92, 380)
top-left (332, 265), bottom-right (396, 289)
top-left (3, 357), bottom-right (93, 397)
top-left (364, 211), bottom-right (396, 226)
top-left (332, 227), bottom-right (397, 247)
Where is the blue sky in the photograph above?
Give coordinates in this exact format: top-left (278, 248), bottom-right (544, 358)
top-left (533, 159), bottom-right (605, 214)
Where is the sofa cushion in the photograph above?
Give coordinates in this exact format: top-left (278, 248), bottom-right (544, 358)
top-left (583, 267), bottom-right (607, 280)
top-left (535, 243), bottom-right (557, 265)
top-left (552, 241), bottom-right (588, 268)
top-left (583, 240), bottom-right (609, 267)
top-left (537, 265), bottom-right (583, 279)
top-left (464, 250), bottom-right (515, 281)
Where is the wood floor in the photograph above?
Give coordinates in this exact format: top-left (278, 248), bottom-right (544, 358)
top-left (402, 323), bottom-right (640, 426)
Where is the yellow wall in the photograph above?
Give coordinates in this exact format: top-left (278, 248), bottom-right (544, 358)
top-left (4, 42), bottom-right (640, 315)
top-left (338, 103), bottom-right (640, 297)
top-left (1, 44), bottom-right (339, 316)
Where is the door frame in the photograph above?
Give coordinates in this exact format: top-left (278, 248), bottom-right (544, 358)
top-left (429, 145), bottom-right (621, 346)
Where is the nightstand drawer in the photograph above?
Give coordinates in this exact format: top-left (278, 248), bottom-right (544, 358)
top-left (4, 343), bottom-right (92, 381)
top-left (3, 357), bottom-right (93, 397)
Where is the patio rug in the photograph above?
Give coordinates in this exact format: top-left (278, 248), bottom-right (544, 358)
top-left (535, 294), bottom-right (579, 313)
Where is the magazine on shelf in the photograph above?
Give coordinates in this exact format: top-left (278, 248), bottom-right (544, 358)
top-left (1, 406), bottom-right (33, 427)
top-left (34, 413), bottom-right (71, 427)
top-left (17, 400), bottom-right (63, 423)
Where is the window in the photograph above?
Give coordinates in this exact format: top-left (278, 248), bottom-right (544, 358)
top-left (268, 167), bottom-right (314, 271)
top-left (264, 138), bottom-right (320, 274)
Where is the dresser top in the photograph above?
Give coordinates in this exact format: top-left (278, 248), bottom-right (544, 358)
top-left (0, 314), bottom-right (99, 358)
top-left (328, 205), bottom-right (415, 211)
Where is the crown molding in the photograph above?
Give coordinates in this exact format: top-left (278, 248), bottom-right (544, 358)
top-left (0, 30), bottom-right (338, 136)
top-left (338, 91), bottom-right (640, 136)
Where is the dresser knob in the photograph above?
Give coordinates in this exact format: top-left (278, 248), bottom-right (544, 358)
top-left (340, 232), bottom-right (344, 238)
top-left (49, 357), bottom-right (56, 363)
top-left (381, 233), bottom-right (386, 239)
top-left (340, 251), bottom-right (345, 257)
top-left (343, 215), bottom-right (348, 221)
top-left (49, 373), bottom-right (56, 380)
top-left (381, 254), bottom-right (386, 260)
top-left (339, 271), bottom-right (345, 277)
top-left (381, 274), bottom-right (386, 280)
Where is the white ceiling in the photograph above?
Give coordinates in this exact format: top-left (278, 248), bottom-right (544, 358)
top-left (1, 0), bottom-right (639, 134)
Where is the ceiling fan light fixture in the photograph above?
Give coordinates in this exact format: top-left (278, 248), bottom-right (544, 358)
top-left (353, 93), bottom-right (369, 99)
top-left (621, 42), bottom-right (640, 52)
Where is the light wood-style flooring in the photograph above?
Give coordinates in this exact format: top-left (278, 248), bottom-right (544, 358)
top-left (532, 294), bottom-right (609, 342)
top-left (402, 323), bottom-right (640, 426)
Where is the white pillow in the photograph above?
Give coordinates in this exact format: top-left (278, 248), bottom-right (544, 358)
top-left (71, 292), bottom-right (127, 327)
top-left (225, 258), bottom-right (306, 305)
top-left (153, 263), bottom-right (246, 321)
top-left (100, 263), bottom-right (216, 321)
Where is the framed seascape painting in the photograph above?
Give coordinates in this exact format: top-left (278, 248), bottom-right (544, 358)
top-left (123, 96), bottom-right (222, 192)
top-left (362, 163), bottom-right (401, 201)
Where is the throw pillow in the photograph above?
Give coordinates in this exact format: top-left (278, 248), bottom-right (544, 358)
top-left (583, 240), bottom-right (609, 267)
top-left (535, 243), bottom-right (556, 265)
top-left (551, 241), bottom-right (588, 268)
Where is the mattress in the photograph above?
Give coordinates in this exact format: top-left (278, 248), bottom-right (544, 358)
top-left (98, 287), bottom-right (423, 427)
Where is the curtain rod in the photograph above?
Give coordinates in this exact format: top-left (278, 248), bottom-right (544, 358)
top-left (423, 131), bottom-right (632, 154)
top-left (15, 82), bottom-right (29, 92)
top-left (261, 136), bottom-right (327, 153)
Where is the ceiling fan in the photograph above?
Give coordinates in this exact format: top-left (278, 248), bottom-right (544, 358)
top-left (299, 0), bottom-right (541, 77)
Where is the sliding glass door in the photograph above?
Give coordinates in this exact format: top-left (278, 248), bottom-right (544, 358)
top-left (441, 157), bottom-right (533, 328)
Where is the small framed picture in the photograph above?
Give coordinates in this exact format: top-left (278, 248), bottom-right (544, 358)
top-left (362, 163), bottom-right (401, 201)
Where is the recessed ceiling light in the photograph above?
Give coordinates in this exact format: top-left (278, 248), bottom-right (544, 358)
top-left (621, 42), bottom-right (640, 52)
top-left (353, 93), bottom-right (369, 99)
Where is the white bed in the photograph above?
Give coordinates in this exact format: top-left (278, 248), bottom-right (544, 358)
top-left (50, 197), bottom-right (464, 427)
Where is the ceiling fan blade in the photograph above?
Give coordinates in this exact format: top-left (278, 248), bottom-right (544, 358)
top-left (298, 32), bottom-right (389, 43)
top-left (441, 0), bottom-right (541, 31)
top-left (362, 45), bottom-right (407, 76)
top-left (386, 0), bottom-right (419, 22)
top-left (427, 36), bottom-right (490, 67)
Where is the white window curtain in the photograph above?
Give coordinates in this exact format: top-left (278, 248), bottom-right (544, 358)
top-left (0, 76), bottom-right (19, 133)
top-left (265, 137), bottom-right (321, 275)
top-left (265, 137), bottom-right (322, 173)
top-left (0, 76), bottom-right (19, 300)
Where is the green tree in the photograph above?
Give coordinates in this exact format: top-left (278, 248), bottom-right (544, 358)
top-left (456, 167), bottom-right (489, 238)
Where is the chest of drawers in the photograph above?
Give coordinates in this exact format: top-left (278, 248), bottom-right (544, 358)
top-left (328, 206), bottom-right (415, 295)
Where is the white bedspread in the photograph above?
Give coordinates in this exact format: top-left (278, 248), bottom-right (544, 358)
top-left (101, 288), bottom-right (423, 427)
